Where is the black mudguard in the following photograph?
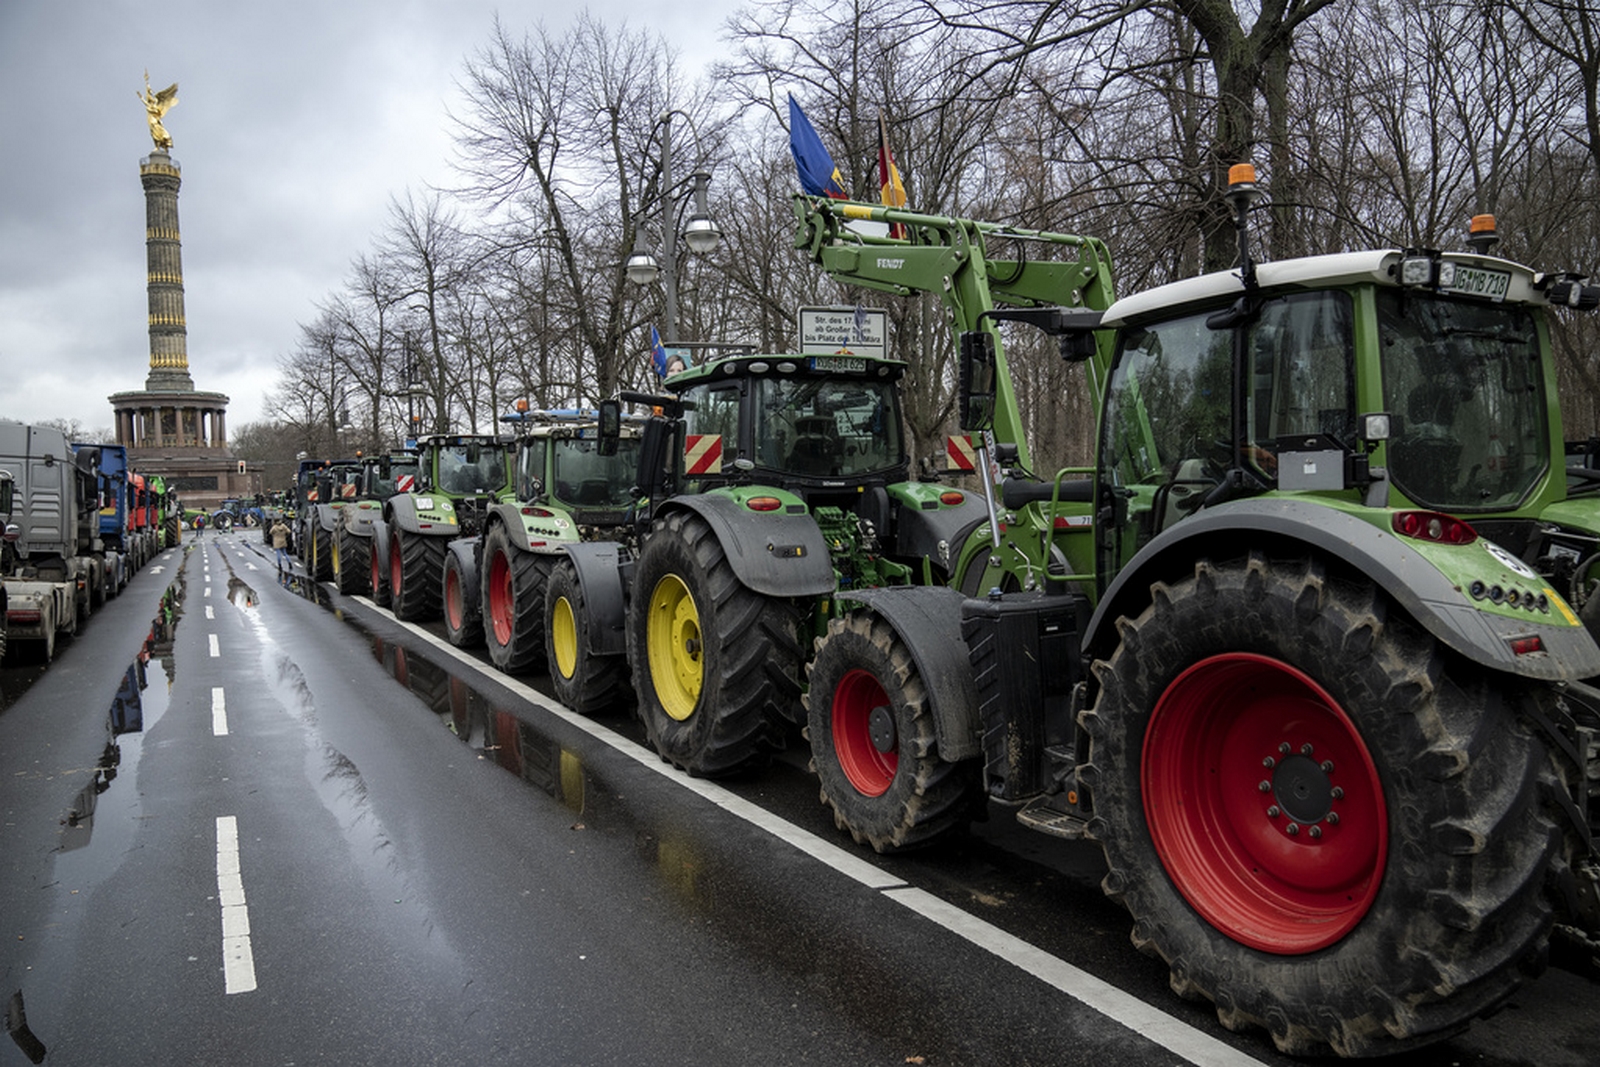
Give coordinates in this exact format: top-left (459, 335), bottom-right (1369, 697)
top-left (371, 519), bottom-right (393, 588)
top-left (894, 495), bottom-right (990, 574)
top-left (666, 496), bottom-right (836, 598)
top-left (562, 541), bottom-right (629, 656)
top-left (446, 536), bottom-right (482, 612)
top-left (836, 585), bottom-right (982, 762)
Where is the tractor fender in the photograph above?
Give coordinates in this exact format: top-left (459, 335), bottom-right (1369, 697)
top-left (446, 536), bottom-right (482, 612)
top-left (661, 495), bottom-right (835, 598)
top-left (315, 504), bottom-right (341, 532)
top-left (386, 493), bottom-right (460, 537)
top-left (371, 520), bottom-right (393, 586)
top-left (1089, 497), bottom-right (1600, 681)
top-left (893, 493), bottom-right (989, 574)
top-left (559, 541), bottom-right (629, 656)
top-left (836, 585), bottom-right (982, 762)
top-left (486, 502), bottom-right (580, 553)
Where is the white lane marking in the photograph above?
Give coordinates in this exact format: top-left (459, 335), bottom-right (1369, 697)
top-left (212, 686), bottom-right (228, 736)
top-left (377, 608), bottom-right (1269, 1067)
top-left (209, 634), bottom-right (220, 658)
top-left (205, 586), bottom-right (212, 597)
top-left (215, 816), bottom-right (257, 994)
top-left (206, 605), bottom-right (215, 619)
top-left (150, 565), bottom-right (165, 574)
top-left (882, 886), bottom-right (1255, 1067)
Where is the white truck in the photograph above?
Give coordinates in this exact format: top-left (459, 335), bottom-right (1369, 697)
top-left (1, 421), bottom-right (102, 662)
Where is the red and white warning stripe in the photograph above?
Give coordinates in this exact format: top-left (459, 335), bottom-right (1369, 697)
top-left (946, 434), bottom-right (977, 472)
top-left (684, 434), bottom-right (723, 475)
top-left (396, 473), bottom-right (416, 493)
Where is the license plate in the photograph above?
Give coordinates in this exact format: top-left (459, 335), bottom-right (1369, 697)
top-left (1439, 263), bottom-right (1510, 302)
top-left (809, 355), bottom-right (866, 373)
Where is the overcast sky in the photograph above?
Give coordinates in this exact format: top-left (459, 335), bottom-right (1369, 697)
top-left (0, 0), bottom-right (738, 438)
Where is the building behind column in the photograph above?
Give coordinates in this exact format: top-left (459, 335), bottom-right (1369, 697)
top-left (108, 132), bottom-right (260, 513)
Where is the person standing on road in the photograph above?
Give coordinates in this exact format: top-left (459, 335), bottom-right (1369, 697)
top-left (270, 517), bottom-right (292, 572)
top-left (196, 512), bottom-right (206, 538)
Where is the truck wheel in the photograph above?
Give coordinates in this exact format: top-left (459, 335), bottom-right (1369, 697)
top-left (389, 526), bottom-right (444, 621)
top-left (482, 524), bottom-right (550, 673)
top-left (629, 509), bottom-right (803, 777)
top-left (1080, 552), bottom-right (1556, 1056)
top-left (333, 529), bottom-right (366, 595)
top-left (443, 552), bottom-right (484, 648)
top-left (546, 559), bottom-right (627, 714)
top-left (312, 523), bottom-right (335, 581)
top-left (369, 541), bottom-right (392, 608)
top-left (805, 610), bottom-right (979, 852)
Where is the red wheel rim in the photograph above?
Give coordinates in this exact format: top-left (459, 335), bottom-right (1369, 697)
top-left (1143, 653), bottom-right (1387, 954)
top-left (390, 536), bottom-right (404, 598)
top-left (445, 566), bottom-right (463, 628)
top-left (831, 668), bottom-right (896, 797)
top-left (488, 550), bottom-right (513, 645)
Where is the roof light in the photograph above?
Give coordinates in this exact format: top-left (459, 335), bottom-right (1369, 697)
top-left (1467, 214), bottom-right (1499, 255)
top-left (1399, 254), bottom-right (1436, 286)
top-left (1392, 510), bottom-right (1478, 545)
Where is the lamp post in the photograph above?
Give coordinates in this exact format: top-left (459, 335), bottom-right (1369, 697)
top-left (625, 111), bottom-right (720, 345)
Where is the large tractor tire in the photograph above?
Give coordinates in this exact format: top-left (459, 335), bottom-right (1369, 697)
top-left (628, 509), bottom-right (804, 777)
top-left (388, 525), bottom-right (445, 621)
top-left (805, 610), bottom-right (980, 852)
top-left (311, 522), bottom-right (335, 582)
top-left (545, 558), bottom-right (629, 714)
top-left (369, 540), bottom-right (392, 608)
top-left (443, 551), bottom-right (484, 648)
top-left (333, 527), bottom-right (367, 596)
top-left (1080, 552), bottom-right (1557, 1057)
top-left (482, 524), bottom-right (550, 674)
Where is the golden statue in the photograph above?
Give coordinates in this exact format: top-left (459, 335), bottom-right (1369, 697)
top-left (138, 71), bottom-right (179, 150)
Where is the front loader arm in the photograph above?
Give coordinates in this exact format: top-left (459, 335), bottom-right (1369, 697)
top-left (793, 195), bottom-right (1117, 469)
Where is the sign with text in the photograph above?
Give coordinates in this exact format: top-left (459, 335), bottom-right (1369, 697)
top-left (799, 306), bottom-right (887, 360)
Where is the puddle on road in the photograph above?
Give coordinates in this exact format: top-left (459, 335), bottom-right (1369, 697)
top-left (54, 564), bottom-right (186, 891)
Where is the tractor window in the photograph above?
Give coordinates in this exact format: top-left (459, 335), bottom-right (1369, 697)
top-left (517, 438), bottom-right (548, 500)
top-left (752, 376), bottom-right (903, 478)
top-left (682, 385), bottom-right (742, 468)
top-left (1249, 292), bottom-right (1355, 447)
top-left (551, 436), bottom-right (643, 507)
top-left (436, 444), bottom-right (509, 495)
top-left (1378, 290), bottom-right (1547, 511)
top-left (372, 459), bottom-right (418, 499)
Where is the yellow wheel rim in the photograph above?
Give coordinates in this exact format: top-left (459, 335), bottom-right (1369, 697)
top-left (552, 595), bottom-right (579, 681)
top-left (646, 573), bottom-right (702, 722)
top-left (331, 537), bottom-right (341, 576)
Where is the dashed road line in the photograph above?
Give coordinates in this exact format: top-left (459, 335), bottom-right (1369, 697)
top-left (215, 816), bottom-right (257, 994)
top-left (208, 634), bottom-right (220, 657)
top-left (212, 686), bottom-right (228, 736)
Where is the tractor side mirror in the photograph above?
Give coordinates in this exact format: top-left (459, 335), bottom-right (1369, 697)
top-left (958, 331), bottom-right (997, 433)
top-left (598, 399), bottom-right (622, 458)
top-left (466, 442), bottom-right (481, 465)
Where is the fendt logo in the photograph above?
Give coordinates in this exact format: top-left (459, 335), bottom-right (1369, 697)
top-left (875, 258), bottom-right (905, 269)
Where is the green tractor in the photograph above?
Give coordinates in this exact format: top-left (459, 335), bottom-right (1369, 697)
top-left (373, 434), bottom-right (513, 622)
top-left (331, 450), bottom-right (419, 600)
top-left (795, 174), bottom-right (1600, 1055)
top-left (457, 405), bottom-right (645, 713)
top-left (578, 340), bottom-right (1056, 778)
top-left (299, 459), bottom-right (362, 582)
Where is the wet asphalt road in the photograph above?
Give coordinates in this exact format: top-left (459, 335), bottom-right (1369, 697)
top-left (1, 533), bottom-right (1597, 1067)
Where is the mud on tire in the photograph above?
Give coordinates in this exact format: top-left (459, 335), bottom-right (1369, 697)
top-left (628, 509), bottom-right (804, 777)
top-left (805, 610), bottom-right (980, 852)
top-left (1080, 551), bottom-right (1558, 1056)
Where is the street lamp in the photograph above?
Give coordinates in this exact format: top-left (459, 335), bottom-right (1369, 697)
top-left (626, 111), bottom-right (721, 345)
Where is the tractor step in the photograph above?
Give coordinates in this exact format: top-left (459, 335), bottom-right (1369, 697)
top-left (1015, 794), bottom-right (1091, 840)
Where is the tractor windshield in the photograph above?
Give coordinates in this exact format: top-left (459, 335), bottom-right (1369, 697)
top-left (436, 444), bottom-right (509, 495)
top-left (1378, 291), bottom-right (1548, 512)
top-left (750, 376), bottom-right (903, 478)
top-left (550, 436), bottom-right (642, 507)
top-left (1099, 291), bottom-right (1355, 553)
